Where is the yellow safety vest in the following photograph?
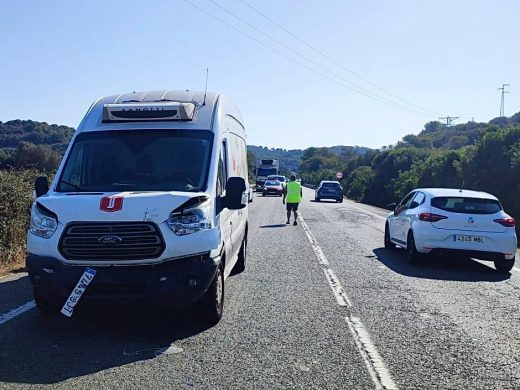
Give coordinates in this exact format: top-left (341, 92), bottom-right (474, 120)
top-left (286, 181), bottom-right (302, 203)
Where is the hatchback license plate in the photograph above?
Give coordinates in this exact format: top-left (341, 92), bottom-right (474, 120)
top-left (455, 235), bottom-right (485, 244)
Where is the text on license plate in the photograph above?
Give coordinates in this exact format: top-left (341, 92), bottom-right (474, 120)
top-left (454, 235), bottom-right (485, 243)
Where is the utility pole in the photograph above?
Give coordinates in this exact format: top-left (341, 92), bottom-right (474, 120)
top-left (438, 116), bottom-right (459, 127)
top-left (498, 84), bottom-right (510, 117)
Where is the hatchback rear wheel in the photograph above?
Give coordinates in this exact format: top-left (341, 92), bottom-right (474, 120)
top-left (494, 257), bottom-right (515, 273)
top-left (406, 231), bottom-right (420, 263)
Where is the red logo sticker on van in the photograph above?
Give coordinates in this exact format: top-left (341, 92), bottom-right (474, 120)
top-left (100, 196), bottom-right (124, 212)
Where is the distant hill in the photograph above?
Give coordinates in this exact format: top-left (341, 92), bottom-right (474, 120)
top-left (247, 145), bottom-right (371, 174)
top-left (0, 120), bottom-right (74, 153)
top-left (400, 112), bottom-right (520, 149)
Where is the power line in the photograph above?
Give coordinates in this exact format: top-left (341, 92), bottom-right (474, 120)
top-left (182, 0), bottom-right (435, 117)
top-left (206, 0), bottom-right (432, 116)
top-left (239, 0), bottom-right (441, 116)
top-left (498, 83), bottom-right (510, 117)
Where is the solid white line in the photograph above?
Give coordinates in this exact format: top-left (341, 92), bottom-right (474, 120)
top-left (345, 316), bottom-right (399, 390)
top-left (0, 300), bottom-right (36, 325)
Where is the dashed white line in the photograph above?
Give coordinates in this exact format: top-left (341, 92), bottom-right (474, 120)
top-left (299, 213), bottom-right (399, 389)
top-left (0, 300), bottom-right (35, 325)
top-left (300, 218), bottom-right (329, 265)
top-left (346, 316), bottom-right (399, 390)
top-left (323, 268), bottom-right (352, 307)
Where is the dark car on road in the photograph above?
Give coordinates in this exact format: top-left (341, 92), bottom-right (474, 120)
top-left (315, 181), bottom-right (343, 202)
top-left (263, 180), bottom-right (283, 196)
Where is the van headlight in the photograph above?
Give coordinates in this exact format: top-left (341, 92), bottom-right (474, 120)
top-left (30, 204), bottom-right (58, 238)
top-left (167, 205), bottom-right (212, 236)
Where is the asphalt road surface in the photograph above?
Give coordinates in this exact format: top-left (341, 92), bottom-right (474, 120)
top-left (1, 187), bottom-right (519, 389)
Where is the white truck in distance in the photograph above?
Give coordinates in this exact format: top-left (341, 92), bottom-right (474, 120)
top-left (255, 159), bottom-right (279, 191)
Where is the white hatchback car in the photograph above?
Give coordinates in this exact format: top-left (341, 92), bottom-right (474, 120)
top-left (385, 188), bottom-right (517, 272)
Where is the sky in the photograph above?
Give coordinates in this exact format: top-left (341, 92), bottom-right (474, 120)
top-left (0, 0), bottom-right (519, 150)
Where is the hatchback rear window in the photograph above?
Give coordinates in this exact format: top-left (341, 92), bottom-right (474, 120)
top-left (322, 182), bottom-right (340, 188)
top-left (431, 197), bottom-right (502, 214)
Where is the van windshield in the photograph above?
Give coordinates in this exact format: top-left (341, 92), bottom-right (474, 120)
top-left (57, 130), bottom-right (213, 192)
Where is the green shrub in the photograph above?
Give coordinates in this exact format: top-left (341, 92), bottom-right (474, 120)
top-left (0, 170), bottom-right (40, 267)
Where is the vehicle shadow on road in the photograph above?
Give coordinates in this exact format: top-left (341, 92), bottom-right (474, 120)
top-left (372, 248), bottom-right (511, 282)
top-left (0, 274), bottom-right (34, 313)
top-left (259, 224), bottom-right (287, 228)
top-left (0, 301), bottom-right (214, 385)
top-left (310, 200), bottom-right (339, 203)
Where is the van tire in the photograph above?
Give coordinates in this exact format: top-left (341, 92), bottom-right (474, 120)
top-left (232, 235), bottom-right (247, 275)
top-left (198, 266), bottom-right (224, 326)
top-left (495, 257), bottom-right (515, 273)
top-left (34, 290), bottom-right (59, 315)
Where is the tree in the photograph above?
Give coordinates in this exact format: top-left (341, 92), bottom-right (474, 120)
top-left (14, 142), bottom-right (61, 172)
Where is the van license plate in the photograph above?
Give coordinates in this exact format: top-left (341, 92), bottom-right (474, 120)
top-left (60, 267), bottom-right (97, 318)
top-left (455, 235), bottom-right (485, 244)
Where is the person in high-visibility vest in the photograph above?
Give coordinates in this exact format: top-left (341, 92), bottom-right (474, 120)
top-left (283, 174), bottom-right (303, 225)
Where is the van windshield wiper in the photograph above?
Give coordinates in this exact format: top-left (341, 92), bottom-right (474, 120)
top-left (184, 184), bottom-right (201, 192)
top-left (59, 180), bottom-right (84, 192)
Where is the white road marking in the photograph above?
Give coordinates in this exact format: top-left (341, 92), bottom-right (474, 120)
top-left (0, 300), bottom-right (36, 325)
top-left (346, 316), bottom-right (399, 390)
top-left (299, 213), bottom-right (399, 389)
top-left (323, 268), bottom-right (352, 307)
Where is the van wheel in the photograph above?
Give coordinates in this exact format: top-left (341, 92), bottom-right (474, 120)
top-left (384, 223), bottom-right (395, 249)
top-left (339, 198), bottom-right (343, 203)
top-left (232, 235), bottom-right (247, 275)
top-left (198, 266), bottom-right (224, 325)
top-left (34, 290), bottom-right (59, 315)
top-left (495, 257), bottom-right (515, 273)
top-left (406, 231), bottom-right (420, 263)
top-left (315, 197), bottom-right (320, 202)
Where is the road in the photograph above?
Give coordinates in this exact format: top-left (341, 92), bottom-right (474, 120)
top-left (1, 187), bottom-right (519, 389)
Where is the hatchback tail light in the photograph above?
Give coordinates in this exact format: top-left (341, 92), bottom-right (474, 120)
top-left (494, 218), bottom-right (516, 227)
top-left (418, 212), bottom-right (448, 222)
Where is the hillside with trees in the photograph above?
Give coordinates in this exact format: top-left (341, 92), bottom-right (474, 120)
top-left (299, 112), bottom-right (520, 238)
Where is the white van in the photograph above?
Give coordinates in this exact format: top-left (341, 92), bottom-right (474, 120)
top-left (27, 90), bottom-right (249, 324)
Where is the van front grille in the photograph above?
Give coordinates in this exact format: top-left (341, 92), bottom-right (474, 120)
top-left (59, 222), bottom-right (165, 261)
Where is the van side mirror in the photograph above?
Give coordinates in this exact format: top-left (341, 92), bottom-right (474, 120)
top-left (224, 177), bottom-right (247, 210)
top-left (386, 202), bottom-right (397, 211)
top-left (35, 176), bottom-right (49, 198)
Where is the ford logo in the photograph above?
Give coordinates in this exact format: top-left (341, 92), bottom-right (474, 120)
top-left (98, 235), bottom-right (123, 245)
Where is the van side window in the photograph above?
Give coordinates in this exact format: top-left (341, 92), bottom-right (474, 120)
top-left (216, 141), bottom-right (228, 196)
top-left (217, 157), bottom-right (225, 196)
